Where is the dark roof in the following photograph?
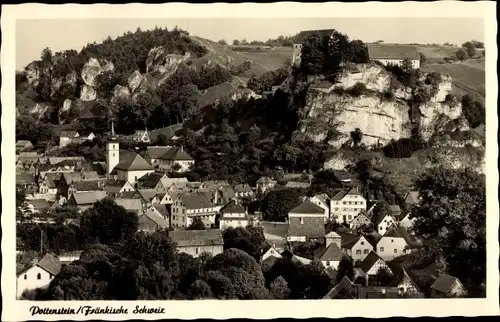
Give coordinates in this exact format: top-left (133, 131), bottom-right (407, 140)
top-left (383, 226), bottom-right (420, 248)
top-left (27, 199), bottom-right (51, 210)
top-left (140, 211), bottom-right (169, 229)
top-left (71, 191), bottom-right (107, 205)
top-left (389, 205), bottom-right (401, 213)
top-left (179, 192), bottom-right (214, 210)
top-left (319, 243), bottom-right (344, 261)
top-left (323, 276), bottom-right (355, 299)
top-left (138, 189), bottom-right (158, 202)
top-left (405, 191), bottom-right (420, 204)
top-left (62, 172), bottom-right (82, 185)
top-left (340, 233), bottom-right (362, 249)
top-left (113, 153), bottom-right (153, 171)
top-left (59, 131), bottom-right (79, 138)
top-left (16, 173), bottom-right (35, 185)
top-left (295, 29), bottom-right (335, 44)
top-left (104, 180), bottom-right (128, 194)
top-left (168, 229), bottom-right (224, 247)
top-left (261, 255), bottom-right (280, 270)
top-left (147, 146), bottom-right (174, 159)
top-left (234, 184), bottom-right (253, 193)
top-left (331, 187), bottom-right (363, 201)
top-left (43, 176), bottom-right (57, 189)
top-left (220, 201), bottom-right (246, 214)
top-left (158, 146), bottom-right (194, 161)
top-left (289, 200), bottom-right (325, 215)
top-left (119, 191), bottom-right (140, 199)
top-left (358, 251), bottom-right (384, 274)
top-left (325, 266), bottom-right (338, 280)
top-left (115, 198), bottom-right (142, 212)
top-left (138, 172), bottom-right (165, 189)
top-left (37, 253), bottom-right (61, 275)
top-left (374, 211), bottom-right (393, 226)
top-left (367, 43), bottom-right (420, 60)
top-left (287, 216), bottom-right (325, 238)
top-left (73, 180), bottom-right (102, 192)
top-left (152, 204), bottom-right (169, 217)
top-left (430, 274), bottom-right (462, 294)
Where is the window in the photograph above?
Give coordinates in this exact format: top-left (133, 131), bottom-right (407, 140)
top-left (364, 249), bottom-right (369, 254)
top-left (24, 274), bottom-right (27, 280)
top-left (360, 241), bottom-right (364, 245)
top-left (343, 202), bottom-right (347, 205)
top-left (356, 250), bottom-right (361, 254)
top-left (394, 249), bottom-right (397, 253)
top-left (50, 274), bottom-right (53, 279)
top-left (391, 239), bottom-right (394, 243)
top-left (113, 153), bottom-right (115, 157)
top-left (326, 261), bottom-right (330, 267)
top-left (196, 247), bottom-right (199, 255)
top-left (300, 217), bottom-right (304, 224)
top-left (380, 247), bottom-right (384, 252)
top-left (37, 273), bottom-right (41, 280)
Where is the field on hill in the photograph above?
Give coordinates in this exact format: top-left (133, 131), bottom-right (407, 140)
top-left (417, 45), bottom-right (459, 63)
top-left (422, 59), bottom-right (485, 102)
top-left (236, 47), bottom-right (293, 72)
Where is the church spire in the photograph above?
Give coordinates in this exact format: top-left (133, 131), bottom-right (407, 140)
top-left (111, 120), bottom-right (116, 136)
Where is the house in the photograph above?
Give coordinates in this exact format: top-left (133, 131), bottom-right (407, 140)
top-left (146, 203), bottom-right (170, 222)
top-left (153, 191), bottom-right (175, 205)
top-left (138, 210), bottom-right (169, 232)
top-left (156, 146), bottom-right (195, 173)
top-left (349, 212), bottom-right (372, 230)
top-left (388, 205), bottom-right (402, 217)
top-left (171, 192), bottom-right (219, 228)
top-left (386, 262), bottom-right (423, 297)
top-left (341, 234), bottom-right (374, 262)
top-left (21, 199), bottom-right (51, 215)
top-left (219, 200), bottom-right (248, 229)
top-left (430, 274), bottom-right (467, 298)
top-left (37, 176), bottom-right (58, 197)
top-left (376, 226), bottom-right (421, 261)
top-left (330, 187), bottom-right (367, 224)
top-left (318, 232), bottom-right (344, 269)
top-left (58, 251), bottom-right (82, 264)
top-left (323, 276), bottom-right (357, 299)
top-left (234, 184), bottom-right (254, 198)
top-left (286, 200), bottom-right (326, 242)
top-left (67, 191), bottom-right (107, 212)
top-left (256, 176), bottom-right (277, 194)
top-left (114, 198), bottom-right (143, 215)
top-left (137, 172), bottom-right (169, 191)
top-left (404, 191), bottom-right (420, 208)
top-left (137, 189), bottom-right (159, 208)
top-left (374, 211), bottom-right (396, 236)
top-left (110, 152), bottom-right (155, 185)
top-left (395, 209), bottom-right (416, 229)
top-left (168, 229), bottom-right (224, 258)
top-left (104, 180), bottom-right (135, 198)
top-left (367, 43), bottom-right (420, 69)
top-left (16, 140), bottom-right (34, 152)
top-left (132, 128), bottom-right (151, 143)
top-left (261, 242), bottom-right (283, 262)
top-left (355, 285), bottom-right (424, 299)
top-left (285, 181), bottom-right (311, 189)
top-left (357, 251), bottom-right (393, 286)
top-left (16, 173), bottom-right (36, 188)
top-left (59, 131), bottom-right (80, 148)
top-left (16, 253), bottom-right (61, 299)
top-left (145, 146), bottom-right (174, 167)
top-left (67, 180), bottom-right (104, 199)
top-left (292, 29), bottom-right (336, 66)
top-left (308, 193), bottom-right (330, 221)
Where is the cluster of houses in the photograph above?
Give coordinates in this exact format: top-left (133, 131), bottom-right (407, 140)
top-left (16, 122), bottom-right (466, 299)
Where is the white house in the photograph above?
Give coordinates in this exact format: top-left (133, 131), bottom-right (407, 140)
top-left (367, 43), bottom-right (421, 69)
top-left (374, 212), bottom-right (397, 236)
top-left (256, 176), bottom-right (277, 194)
top-left (341, 234), bottom-right (374, 262)
top-left (104, 180), bottom-right (135, 198)
top-left (396, 209), bottom-right (417, 229)
top-left (330, 187), bottom-right (367, 224)
top-left (167, 229), bottom-right (224, 258)
top-left (430, 274), bottom-right (468, 298)
top-left (156, 146), bottom-right (195, 173)
top-left (59, 131), bottom-right (80, 148)
top-left (111, 153), bottom-right (155, 185)
top-left (219, 201), bottom-right (248, 229)
top-left (308, 193), bottom-right (330, 221)
top-left (261, 243), bottom-right (283, 262)
top-left (376, 226), bottom-right (421, 261)
top-left (132, 129), bottom-right (151, 143)
top-left (137, 172), bottom-right (169, 191)
top-left (357, 251), bottom-right (393, 286)
top-left (318, 232), bottom-right (344, 269)
top-left (16, 253), bottom-right (61, 299)
top-left (171, 192), bottom-right (219, 228)
top-left (349, 212), bottom-right (372, 230)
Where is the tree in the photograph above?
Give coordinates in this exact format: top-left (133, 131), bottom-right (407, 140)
top-left (336, 256), bottom-right (354, 283)
top-left (218, 39), bottom-right (228, 46)
top-left (349, 39), bottom-right (369, 64)
top-left (156, 134), bottom-right (168, 146)
top-left (232, 39), bottom-right (241, 46)
top-left (300, 33), bottom-right (325, 76)
top-left (187, 280), bottom-right (213, 299)
top-left (455, 48), bottom-right (469, 61)
top-left (269, 276), bottom-right (291, 299)
top-left (41, 47), bottom-right (53, 62)
top-left (187, 216), bottom-right (206, 230)
top-left (374, 266), bottom-right (393, 286)
top-left (462, 41), bottom-right (477, 58)
top-left (461, 94), bottom-right (485, 128)
top-left (419, 52), bottom-right (427, 65)
top-left (222, 226), bottom-right (264, 260)
top-left (260, 189), bottom-right (302, 222)
top-left (411, 167), bottom-right (486, 294)
top-left (350, 128), bottom-right (363, 146)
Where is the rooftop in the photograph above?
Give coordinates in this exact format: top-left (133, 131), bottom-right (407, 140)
top-left (168, 229), bottom-right (224, 247)
top-left (113, 153), bottom-right (154, 172)
top-left (289, 200), bottom-right (325, 215)
top-left (367, 43), bottom-right (420, 60)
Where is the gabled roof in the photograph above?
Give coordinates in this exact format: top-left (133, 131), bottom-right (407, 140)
top-left (73, 180), bottom-right (102, 192)
top-left (261, 255), bottom-right (280, 270)
top-left (325, 266), bottom-right (338, 280)
top-left (152, 204), bottom-right (169, 217)
top-left (158, 146), bottom-right (194, 161)
top-left (295, 29), bottom-right (336, 44)
top-left (358, 251), bottom-right (384, 274)
top-left (119, 191), bottom-right (141, 199)
top-left (312, 193), bottom-right (330, 206)
top-left (220, 201), bottom-right (246, 214)
top-left (168, 229), bottom-right (224, 247)
top-left (430, 274), bottom-right (463, 294)
top-left (319, 243), bottom-right (344, 261)
top-left (367, 43), bottom-right (420, 60)
top-left (115, 198), bottom-right (142, 213)
top-left (374, 211), bottom-right (394, 226)
top-left (16, 173), bottom-right (36, 185)
top-left (141, 211), bottom-right (169, 229)
top-left (62, 172), bottom-right (82, 185)
top-left (36, 253), bottom-right (61, 276)
top-left (16, 140), bottom-right (33, 147)
top-left (289, 200), bottom-right (324, 215)
top-left (71, 191), bottom-right (107, 205)
top-left (179, 192), bottom-right (214, 210)
top-left (234, 184), bottom-right (253, 193)
top-left (341, 234), bottom-right (364, 249)
top-left (138, 189), bottom-right (158, 203)
top-left (42, 176), bottom-right (57, 189)
top-left (137, 172), bottom-right (165, 189)
top-left (147, 146), bottom-right (173, 159)
top-left (285, 181), bottom-right (311, 189)
top-left (113, 153), bottom-right (153, 171)
top-left (388, 205), bottom-right (401, 213)
top-left (287, 216), bottom-right (325, 238)
top-left (59, 131), bottom-right (79, 138)
top-left (104, 180), bottom-right (128, 194)
top-left (382, 226), bottom-right (420, 248)
top-left (405, 191), bottom-right (420, 204)
top-left (26, 199), bottom-right (50, 210)
top-left (331, 187), bottom-right (363, 201)
top-left (256, 176), bottom-right (276, 184)
top-left (323, 276), bottom-right (355, 299)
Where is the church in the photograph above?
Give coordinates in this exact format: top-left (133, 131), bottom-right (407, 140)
top-left (106, 122), bottom-right (155, 185)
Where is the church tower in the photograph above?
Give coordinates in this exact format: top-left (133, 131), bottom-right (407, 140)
top-left (106, 120), bottom-right (119, 175)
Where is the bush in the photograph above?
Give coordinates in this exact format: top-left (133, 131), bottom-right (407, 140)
top-left (332, 86), bottom-right (345, 95)
top-left (348, 82), bottom-right (367, 97)
top-left (381, 89), bottom-right (395, 101)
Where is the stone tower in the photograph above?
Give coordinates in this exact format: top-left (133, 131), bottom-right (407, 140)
top-left (106, 120), bottom-right (119, 175)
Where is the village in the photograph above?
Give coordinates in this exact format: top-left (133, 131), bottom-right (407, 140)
top-left (15, 120), bottom-right (467, 300)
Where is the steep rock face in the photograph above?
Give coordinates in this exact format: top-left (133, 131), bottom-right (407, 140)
top-left (30, 103), bottom-right (50, 120)
top-left (145, 46), bottom-right (191, 87)
top-left (231, 88), bottom-right (262, 101)
top-left (81, 58), bottom-right (114, 87)
top-left (301, 90), bottom-right (411, 147)
top-left (24, 61), bottom-right (46, 85)
top-left (114, 85), bottom-right (131, 99)
top-left (80, 84), bottom-right (97, 101)
top-left (65, 71), bottom-right (78, 87)
top-left (335, 64), bottom-right (391, 92)
top-left (323, 151), bottom-right (358, 170)
top-left (128, 70), bottom-right (144, 93)
top-left (423, 146), bottom-right (485, 174)
top-left (58, 99), bottom-right (72, 124)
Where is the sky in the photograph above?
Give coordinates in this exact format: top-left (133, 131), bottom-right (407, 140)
top-left (16, 17), bottom-right (484, 70)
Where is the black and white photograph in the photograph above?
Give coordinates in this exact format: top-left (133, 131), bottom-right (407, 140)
top-left (2, 2), bottom-right (498, 320)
